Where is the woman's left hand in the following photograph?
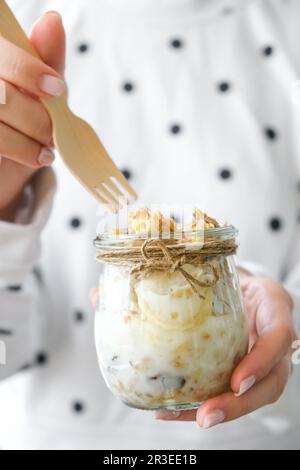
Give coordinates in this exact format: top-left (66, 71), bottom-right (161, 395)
top-left (156, 273), bottom-right (298, 428)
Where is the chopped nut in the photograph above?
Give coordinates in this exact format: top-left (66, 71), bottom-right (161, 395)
top-left (173, 355), bottom-right (184, 369)
top-left (202, 332), bottom-right (211, 341)
top-left (128, 207), bottom-right (175, 235)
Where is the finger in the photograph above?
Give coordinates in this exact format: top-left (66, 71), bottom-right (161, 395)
top-left (155, 409), bottom-right (197, 422)
top-left (89, 288), bottom-right (99, 310)
top-left (0, 157), bottom-right (36, 209)
top-left (30, 12), bottom-right (66, 74)
top-left (0, 121), bottom-right (54, 168)
top-left (0, 80), bottom-right (52, 146)
top-left (0, 36), bottom-right (65, 97)
top-left (231, 323), bottom-right (293, 396)
top-left (197, 357), bottom-right (290, 428)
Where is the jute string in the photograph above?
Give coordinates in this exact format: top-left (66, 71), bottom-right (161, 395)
top-left (96, 237), bottom-right (237, 296)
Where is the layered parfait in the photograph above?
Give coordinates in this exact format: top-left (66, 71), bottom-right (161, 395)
top-left (95, 208), bottom-right (248, 410)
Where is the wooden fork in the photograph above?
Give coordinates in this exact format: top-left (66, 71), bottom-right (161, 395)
top-left (0, 0), bottom-right (137, 212)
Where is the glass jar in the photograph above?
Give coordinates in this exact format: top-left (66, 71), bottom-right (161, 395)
top-left (94, 226), bottom-right (248, 411)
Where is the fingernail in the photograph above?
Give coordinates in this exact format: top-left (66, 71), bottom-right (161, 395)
top-left (39, 75), bottom-right (66, 96)
top-left (45, 11), bottom-right (62, 21)
top-left (202, 410), bottom-right (225, 429)
top-left (31, 12), bottom-right (62, 34)
top-left (155, 411), bottom-right (181, 420)
top-left (0, 79), bottom-right (6, 104)
top-left (235, 375), bottom-right (256, 397)
top-left (38, 148), bottom-right (55, 166)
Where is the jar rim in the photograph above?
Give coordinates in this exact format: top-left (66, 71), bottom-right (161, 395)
top-left (94, 224), bottom-right (238, 249)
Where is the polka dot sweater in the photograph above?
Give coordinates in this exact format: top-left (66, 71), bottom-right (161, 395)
top-left (0, 0), bottom-right (300, 450)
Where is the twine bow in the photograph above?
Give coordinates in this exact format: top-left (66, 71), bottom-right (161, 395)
top-left (132, 239), bottom-right (219, 297)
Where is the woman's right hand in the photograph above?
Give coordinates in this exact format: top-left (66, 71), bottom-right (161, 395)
top-left (0, 11), bottom-right (66, 222)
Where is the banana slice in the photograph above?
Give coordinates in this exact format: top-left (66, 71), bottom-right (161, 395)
top-left (135, 266), bottom-right (213, 331)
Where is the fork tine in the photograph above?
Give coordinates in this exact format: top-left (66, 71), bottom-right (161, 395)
top-left (91, 187), bottom-right (117, 213)
top-left (96, 183), bottom-right (122, 210)
top-left (114, 172), bottom-right (138, 200)
top-left (105, 178), bottom-right (128, 202)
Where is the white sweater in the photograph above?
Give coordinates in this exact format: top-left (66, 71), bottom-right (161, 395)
top-left (0, 0), bottom-right (300, 450)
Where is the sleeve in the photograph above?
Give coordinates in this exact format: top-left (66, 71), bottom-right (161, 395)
top-left (0, 168), bottom-right (56, 380)
top-left (266, 0), bottom-right (300, 331)
top-left (269, 0), bottom-right (300, 333)
top-left (236, 260), bottom-right (273, 280)
top-left (280, 228), bottom-right (300, 335)
top-left (237, 241), bottom-right (300, 336)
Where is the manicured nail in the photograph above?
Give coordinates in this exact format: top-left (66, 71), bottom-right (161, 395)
top-left (155, 411), bottom-right (181, 420)
top-left (235, 375), bottom-right (256, 397)
top-left (0, 79), bottom-right (6, 104)
top-left (202, 410), bottom-right (225, 429)
top-left (31, 12), bottom-right (62, 34)
top-left (38, 148), bottom-right (55, 166)
top-left (39, 75), bottom-right (66, 96)
top-left (45, 11), bottom-right (62, 21)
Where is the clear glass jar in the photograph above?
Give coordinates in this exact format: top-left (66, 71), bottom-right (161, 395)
top-left (94, 226), bottom-right (248, 411)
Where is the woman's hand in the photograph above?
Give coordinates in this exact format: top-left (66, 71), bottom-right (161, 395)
top-left (0, 11), bottom-right (66, 222)
top-left (156, 273), bottom-right (298, 428)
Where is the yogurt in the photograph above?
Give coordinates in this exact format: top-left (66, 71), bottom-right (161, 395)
top-left (95, 258), bottom-right (248, 410)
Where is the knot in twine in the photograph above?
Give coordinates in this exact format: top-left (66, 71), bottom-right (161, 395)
top-left (135, 239), bottom-right (219, 297)
top-left (141, 239), bottom-right (186, 273)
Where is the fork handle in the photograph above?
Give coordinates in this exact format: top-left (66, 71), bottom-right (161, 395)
top-left (0, 0), bottom-right (68, 129)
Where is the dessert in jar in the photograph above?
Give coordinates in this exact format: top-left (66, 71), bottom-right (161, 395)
top-left (94, 208), bottom-right (248, 411)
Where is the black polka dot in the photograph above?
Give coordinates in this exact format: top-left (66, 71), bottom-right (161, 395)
top-left (218, 81), bottom-right (231, 93)
top-left (36, 352), bottom-right (49, 366)
top-left (7, 285), bottom-right (22, 292)
top-left (75, 311), bottom-right (85, 323)
top-left (70, 217), bottom-right (82, 229)
top-left (121, 168), bottom-right (132, 180)
top-left (265, 127), bottom-right (278, 141)
top-left (170, 124), bottom-right (182, 135)
top-left (170, 38), bottom-right (184, 49)
top-left (122, 82), bottom-right (135, 93)
top-left (72, 401), bottom-right (85, 414)
top-left (219, 168), bottom-right (233, 180)
top-left (262, 45), bottom-right (274, 57)
top-left (269, 217), bottom-right (283, 231)
top-left (77, 43), bottom-right (89, 54)
top-left (0, 328), bottom-right (13, 336)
